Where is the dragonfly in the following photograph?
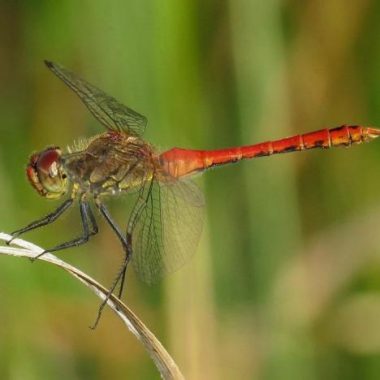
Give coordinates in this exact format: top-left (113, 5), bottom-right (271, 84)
top-left (8, 60), bottom-right (380, 327)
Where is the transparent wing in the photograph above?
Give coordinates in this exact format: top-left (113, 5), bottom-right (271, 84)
top-left (45, 60), bottom-right (147, 136)
top-left (130, 178), bottom-right (205, 284)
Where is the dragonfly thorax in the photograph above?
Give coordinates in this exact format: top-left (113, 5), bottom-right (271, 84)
top-left (26, 147), bottom-right (68, 199)
top-left (61, 132), bottom-right (156, 197)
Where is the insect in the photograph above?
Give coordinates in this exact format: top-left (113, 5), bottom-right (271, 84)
top-left (9, 61), bottom-right (380, 326)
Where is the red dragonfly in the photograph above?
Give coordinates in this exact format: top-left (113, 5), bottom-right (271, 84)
top-left (9, 61), bottom-right (380, 326)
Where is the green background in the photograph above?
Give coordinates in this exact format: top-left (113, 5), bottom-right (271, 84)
top-left (1, 1), bottom-right (380, 379)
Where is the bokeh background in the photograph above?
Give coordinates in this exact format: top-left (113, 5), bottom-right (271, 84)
top-left (1, 1), bottom-right (380, 379)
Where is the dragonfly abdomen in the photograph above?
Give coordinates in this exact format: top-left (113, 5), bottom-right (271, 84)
top-left (261, 125), bottom-right (372, 155)
top-left (159, 125), bottom-right (380, 178)
top-left (239, 125), bottom-right (379, 158)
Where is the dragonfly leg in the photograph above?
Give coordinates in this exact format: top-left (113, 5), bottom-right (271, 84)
top-left (7, 198), bottom-right (74, 244)
top-left (90, 251), bottom-right (130, 330)
top-left (32, 200), bottom-right (98, 261)
top-left (115, 189), bottom-right (150, 297)
top-left (95, 201), bottom-right (132, 282)
top-left (117, 233), bottom-right (133, 298)
top-left (90, 201), bottom-right (132, 329)
top-left (85, 202), bottom-right (99, 236)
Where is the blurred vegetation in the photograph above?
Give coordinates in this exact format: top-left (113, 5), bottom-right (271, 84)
top-left (1, 0), bottom-right (380, 379)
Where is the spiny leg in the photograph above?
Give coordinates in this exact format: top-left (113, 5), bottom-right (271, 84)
top-left (97, 188), bottom-right (149, 297)
top-left (91, 182), bottom-right (153, 329)
top-left (117, 233), bottom-right (132, 298)
top-left (91, 201), bottom-right (133, 329)
top-left (96, 201), bottom-right (131, 290)
top-left (7, 198), bottom-right (74, 244)
top-left (32, 200), bottom-right (98, 260)
top-left (86, 203), bottom-right (99, 236)
top-left (118, 186), bottom-right (152, 296)
top-left (90, 250), bottom-right (131, 330)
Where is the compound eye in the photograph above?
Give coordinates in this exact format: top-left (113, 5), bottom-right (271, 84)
top-left (26, 147), bottom-right (67, 199)
top-left (48, 161), bottom-right (59, 177)
top-left (38, 149), bottom-right (61, 175)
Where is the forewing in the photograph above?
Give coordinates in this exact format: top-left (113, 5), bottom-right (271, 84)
top-left (131, 178), bottom-right (205, 284)
top-left (45, 60), bottom-right (147, 136)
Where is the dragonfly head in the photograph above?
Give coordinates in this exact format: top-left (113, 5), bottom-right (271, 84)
top-left (26, 147), bottom-right (68, 199)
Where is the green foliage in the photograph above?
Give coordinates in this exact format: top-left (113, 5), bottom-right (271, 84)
top-left (1, 1), bottom-right (380, 378)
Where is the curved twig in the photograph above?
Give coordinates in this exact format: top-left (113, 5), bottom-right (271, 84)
top-left (0, 233), bottom-right (184, 380)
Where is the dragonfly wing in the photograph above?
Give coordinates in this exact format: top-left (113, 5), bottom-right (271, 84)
top-left (130, 178), bottom-right (205, 285)
top-left (45, 60), bottom-right (147, 136)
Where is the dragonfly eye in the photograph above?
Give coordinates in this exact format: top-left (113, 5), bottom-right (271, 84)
top-left (26, 147), bottom-right (68, 199)
top-left (49, 161), bottom-right (59, 177)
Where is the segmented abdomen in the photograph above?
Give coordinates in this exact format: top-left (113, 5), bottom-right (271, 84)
top-left (159, 125), bottom-right (380, 178)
